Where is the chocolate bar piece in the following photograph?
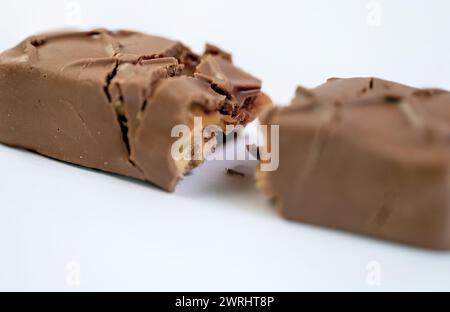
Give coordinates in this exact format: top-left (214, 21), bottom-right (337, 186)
top-left (258, 77), bottom-right (450, 249)
top-left (0, 29), bottom-right (271, 191)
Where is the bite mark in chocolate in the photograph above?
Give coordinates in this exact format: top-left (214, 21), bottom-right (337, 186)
top-left (0, 29), bottom-right (272, 191)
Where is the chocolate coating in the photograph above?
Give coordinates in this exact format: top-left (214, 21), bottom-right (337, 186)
top-left (0, 29), bottom-right (270, 191)
top-left (260, 77), bottom-right (450, 250)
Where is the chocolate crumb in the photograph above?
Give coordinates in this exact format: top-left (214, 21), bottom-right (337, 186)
top-left (225, 168), bottom-right (246, 178)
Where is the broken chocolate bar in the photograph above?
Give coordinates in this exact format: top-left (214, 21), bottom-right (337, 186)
top-left (258, 77), bottom-right (450, 250)
top-left (0, 29), bottom-right (271, 191)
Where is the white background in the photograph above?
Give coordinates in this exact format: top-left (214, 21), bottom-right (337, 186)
top-left (1, 0), bottom-right (450, 291)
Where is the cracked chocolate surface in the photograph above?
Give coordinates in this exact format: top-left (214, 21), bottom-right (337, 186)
top-left (260, 77), bottom-right (450, 250)
top-left (0, 29), bottom-right (270, 191)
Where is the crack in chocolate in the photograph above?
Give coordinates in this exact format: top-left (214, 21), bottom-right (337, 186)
top-left (101, 59), bottom-right (146, 175)
top-left (113, 84), bottom-right (131, 153)
top-left (103, 59), bottom-right (119, 103)
top-left (103, 53), bottom-right (192, 177)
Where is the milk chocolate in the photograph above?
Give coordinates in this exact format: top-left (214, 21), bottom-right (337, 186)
top-left (0, 29), bottom-right (271, 191)
top-left (258, 78), bottom-right (450, 250)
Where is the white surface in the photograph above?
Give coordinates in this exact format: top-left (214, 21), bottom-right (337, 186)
top-left (1, 0), bottom-right (450, 292)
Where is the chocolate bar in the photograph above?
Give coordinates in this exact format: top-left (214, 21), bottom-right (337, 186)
top-left (258, 77), bottom-right (450, 249)
top-left (0, 29), bottom-right (271, 191)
